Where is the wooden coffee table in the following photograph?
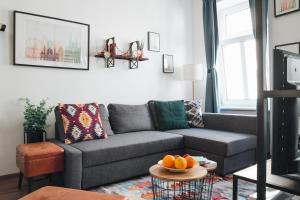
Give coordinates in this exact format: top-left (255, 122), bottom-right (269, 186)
top-left (149, 164), bottom-right (207, 200)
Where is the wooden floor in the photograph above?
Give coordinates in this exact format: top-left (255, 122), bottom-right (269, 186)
top-left (0, 174), bottom-right (50, 200)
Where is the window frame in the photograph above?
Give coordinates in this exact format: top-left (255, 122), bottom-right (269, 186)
top-left (217, 1), bottom-right (256, 110)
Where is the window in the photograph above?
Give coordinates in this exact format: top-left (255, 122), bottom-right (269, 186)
top-left (217, 0), bottom-right (257, 109)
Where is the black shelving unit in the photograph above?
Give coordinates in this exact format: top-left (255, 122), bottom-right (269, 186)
top-left (256, 0), bottom-right (300, 197)
top-left (264, 90), bottom-right (300, 98)
top-left (256, 0), bottom-right (267, 199)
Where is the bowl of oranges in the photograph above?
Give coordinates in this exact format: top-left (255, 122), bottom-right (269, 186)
top-left (158, 154), bottom-right (198, 173)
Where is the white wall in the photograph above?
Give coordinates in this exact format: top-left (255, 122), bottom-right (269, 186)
top-left (192, 0), bottom-right (207, 109)
top-left (0, 0), bottom-right (195, 176)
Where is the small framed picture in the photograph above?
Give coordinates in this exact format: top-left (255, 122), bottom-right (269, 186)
top-left (275, 42), bottom-right (300, 54)
top-left (163, 54), bottom-right (174, 73)
top-left (148, 32), bottom-right (160, 52)
top-left (274, 0), bottom-right (300, 17)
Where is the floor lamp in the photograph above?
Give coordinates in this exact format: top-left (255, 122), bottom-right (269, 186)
top-left (183, 64), bottom-right (204, 101)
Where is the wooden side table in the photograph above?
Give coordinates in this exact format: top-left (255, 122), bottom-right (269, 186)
top-left (149, 164), bottom-right (207, 200)
top-left (16, 142), bottom-right (64, 193)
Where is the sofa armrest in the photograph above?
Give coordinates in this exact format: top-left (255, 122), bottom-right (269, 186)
top-left (202, 113), bottom-right (256, 135)
top-left (51, 140), bottom-right (82, 189)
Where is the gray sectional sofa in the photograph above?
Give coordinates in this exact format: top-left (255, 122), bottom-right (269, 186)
top-left (53, 102), bottom-right (256, 189)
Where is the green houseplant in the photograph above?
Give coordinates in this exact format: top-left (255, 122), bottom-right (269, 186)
top-left (22, 98), bottom-right (54, 143)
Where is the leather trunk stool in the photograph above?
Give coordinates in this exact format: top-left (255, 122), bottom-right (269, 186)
top-left (20, 186), bottom-right (127, 200)
top-left (16, 142), bottom-right (64, 193)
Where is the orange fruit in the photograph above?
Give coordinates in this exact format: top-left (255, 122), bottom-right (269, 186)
top-left (174, 156), bottom-right (187, 169)
top-left (162, 155), bottom-right (175, 168)
top-left (183, 154), bottom-right (191, 158)
top-left (185, 156), bottom-right (196, 168)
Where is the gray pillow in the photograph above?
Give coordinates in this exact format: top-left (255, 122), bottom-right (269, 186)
top-left (98, 104), bottom-right (114, 136)
top-left (54, 104), bottom-right (114, 142)
top-left (148, 100), bottom-right (159, 130)
top-left (108, 103), bottom-right (154, 134)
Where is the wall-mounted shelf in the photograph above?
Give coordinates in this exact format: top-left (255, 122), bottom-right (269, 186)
top-left (95, 37), bottom-right (149, 69)
top-left (94, 54), bottom-right (149, 62)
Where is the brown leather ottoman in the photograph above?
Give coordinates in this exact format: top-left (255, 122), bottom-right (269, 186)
top-left (20, 186), bottom-right (127, 200)
top-left (16, 142), bottom-right (64, 193)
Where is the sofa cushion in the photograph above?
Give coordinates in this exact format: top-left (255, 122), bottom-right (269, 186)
top-left (203, 113), bottom-right (256, 135)
top-left (166, 128), bottom-right (256, 156)
top-left (59, 103), bottom-right (107, 144)
top-left (70, 131), bottom-right (183, 167)
top-left (108, 104), bottom-right (154, 134)
top-left (148, 101), bottom-right (159, 130)
top-left (154, 100), bottom-right (189, 131)
top-left (55, 104), bottom-right (113, 142)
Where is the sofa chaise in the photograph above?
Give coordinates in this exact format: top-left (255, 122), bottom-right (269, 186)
top-left (53, 102), bottom-right (256, 189)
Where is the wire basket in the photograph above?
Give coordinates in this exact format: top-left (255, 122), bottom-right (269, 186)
top-left (151, 176), bottom-right (205, 200)
top-left (151, 170), bottom-right (215, 200)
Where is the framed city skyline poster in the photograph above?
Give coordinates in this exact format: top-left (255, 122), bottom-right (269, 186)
top-left (14, 11), bottom-right (90, 70)
top-left (275, 0), bottom-right (300, 17)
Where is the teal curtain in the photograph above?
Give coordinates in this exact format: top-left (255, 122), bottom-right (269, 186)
top-left (203, 0), bottom-right (220, 113)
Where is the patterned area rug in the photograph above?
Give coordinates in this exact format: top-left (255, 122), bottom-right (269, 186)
top-left (94, 175), bottom-right (300, 200)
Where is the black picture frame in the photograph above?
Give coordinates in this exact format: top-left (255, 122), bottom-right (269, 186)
top-left (0, 24), bottom-right (6, 32)
top-left (148, 32), bottom-right (160, 52)
top-left (163, 54), bottom-right (174, 73)
top-left (275, 42), bottom-right (300, 54)
top-left (274, 0), bottom-right (300, 17)
top-left (14, 11), bottom-right (90, 70)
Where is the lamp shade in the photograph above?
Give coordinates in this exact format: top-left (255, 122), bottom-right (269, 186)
top-left (183, 64), bottom-right (204, 80)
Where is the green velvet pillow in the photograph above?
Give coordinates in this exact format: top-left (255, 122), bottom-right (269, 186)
top-left (154, 100), bottom-right (189, 131)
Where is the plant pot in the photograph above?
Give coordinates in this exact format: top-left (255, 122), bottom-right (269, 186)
top-left (26, 131), bottom-right (45, 143)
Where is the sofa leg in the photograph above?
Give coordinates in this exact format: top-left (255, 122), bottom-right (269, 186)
top-left (18, 171), bottom-right (23, 190)
top-left (27, 177), bottom-right (33, 193)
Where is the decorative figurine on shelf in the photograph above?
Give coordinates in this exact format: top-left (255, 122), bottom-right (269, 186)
top-left (138, 41), bottom-right (144, 59)
top-left (105, 37), bottom-right (115, 68)
top-left (109, 43), bottom-right (116, 57)
top-left (21, 98), bottom-right (54, 143)
top-left (129, 41), bottom-right (140, 69)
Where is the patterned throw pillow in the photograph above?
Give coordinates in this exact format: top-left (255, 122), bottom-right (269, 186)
top-left (184, 100), bottom-right (204, 128)
top-left (59, 103), bottom-right (107, 144)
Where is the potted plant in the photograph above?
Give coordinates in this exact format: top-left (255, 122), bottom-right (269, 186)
top-left (22, 98), bottom-right (54, 143)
